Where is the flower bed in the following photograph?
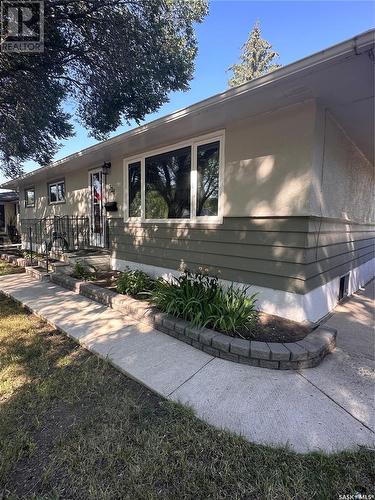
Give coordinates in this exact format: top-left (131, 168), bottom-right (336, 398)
top-left (1, 254), bottom-right (337, 369)
top-left (69, 266), bottom-right (311, 342)
top-left (49, 271), bottom-right (337, 370)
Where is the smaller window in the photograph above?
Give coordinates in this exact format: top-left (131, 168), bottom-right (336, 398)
top-left (128, 161), bottom-right (142, 218)
top-left (48, 180), bottom-right (65, 204)
top-left (25, 188), bottom-right (35, 208)
top-left (196, 141), bottom-right (220, 217)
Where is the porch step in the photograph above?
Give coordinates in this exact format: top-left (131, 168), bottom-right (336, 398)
top-left (25, 266), bottom-right (50, 282)
top-left (50, 249), bottom-right (111, 271)
top-left (38, 259), bottom-right (71, 274)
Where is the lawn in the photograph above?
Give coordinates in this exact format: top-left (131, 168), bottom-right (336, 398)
top-left (0, 289), bottom-right (373, 498)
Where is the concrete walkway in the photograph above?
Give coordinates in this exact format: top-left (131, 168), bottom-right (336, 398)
top-left (0, 273), bottom-right (374, 454)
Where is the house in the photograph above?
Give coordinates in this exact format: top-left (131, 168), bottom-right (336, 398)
top-left (2, 30), bottom-right (374, 324)
top-left (0, 191), bottom-right (19, 245)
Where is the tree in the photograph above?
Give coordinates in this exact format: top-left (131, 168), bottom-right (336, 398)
top-left (228, 21), bottom-right (281, 88)
top-left (0, 0), bottom-right (208, 178)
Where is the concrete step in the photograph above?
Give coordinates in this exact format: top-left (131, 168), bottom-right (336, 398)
top-left (25, 266), bottom-right (50, 282)
top-left (37, 259), bottom-right (71, 274)
top-left (50, 250), bottom-right (111, 271)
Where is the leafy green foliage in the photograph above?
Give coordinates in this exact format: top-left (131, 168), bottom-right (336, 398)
top-left (0, 0), bottom-right (208, 177)
top-left (72, 260), bottom-right (97, 281)
top-left (228, 21), bottom-right (281, 87)
top-left (116, 268), bottom-right (155, 298)
top-left (150, 270), bottom-right (258, 336)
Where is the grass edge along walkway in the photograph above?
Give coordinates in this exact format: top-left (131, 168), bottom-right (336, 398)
top-left (0, 286), bottom-right (374, 499)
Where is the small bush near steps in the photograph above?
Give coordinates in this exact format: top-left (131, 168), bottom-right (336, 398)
top-left (116, 267), bottom-right (155, 298)
top-left (150, 270), bottom-right (258, 338)
top-left (72, 260), bottom-right (97, 281)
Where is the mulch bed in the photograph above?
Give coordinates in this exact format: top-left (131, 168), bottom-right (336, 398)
top-left (72, 270), bottom-right (311, 343)
top-left (239, 313), bottom-right (311, 342)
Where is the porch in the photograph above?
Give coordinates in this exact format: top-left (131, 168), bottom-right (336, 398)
top-left (20, 214), bottom-right (111, 272)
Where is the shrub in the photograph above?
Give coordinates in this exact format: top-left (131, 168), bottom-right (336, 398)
top-left (72, 260), bottom-right (97, 281)
top-left (150, 270), bottom-right (258, 337)
top-left (116, 268), bottom-right (154, 298)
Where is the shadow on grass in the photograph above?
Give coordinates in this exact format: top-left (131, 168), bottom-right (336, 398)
top-left (0, 295), bottom-right (374, 500)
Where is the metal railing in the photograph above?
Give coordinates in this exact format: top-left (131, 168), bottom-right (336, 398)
top-left (25, 215), bottom-right (90, 257)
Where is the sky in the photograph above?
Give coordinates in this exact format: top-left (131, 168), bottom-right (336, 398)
top-left (1, 0), bottom-right (374, 187)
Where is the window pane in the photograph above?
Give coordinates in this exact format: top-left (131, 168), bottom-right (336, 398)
top-left (57, 182), bottom-right (65, 202)
top-left (49, 185), bottom-right (57, 203)
top-left (128, 161), bottom-right (141, 217)
top-left (145, 146), bottom-right (191, 219)
top-left (26, 189), bottom-right (35, 206)
top-left (197, 141), bottom-right (220, 217)
top-left (92, 173), bottom-right (102, 202)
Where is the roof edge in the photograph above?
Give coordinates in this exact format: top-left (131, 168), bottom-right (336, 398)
top-left (2, 28), bottom-right (374, 190)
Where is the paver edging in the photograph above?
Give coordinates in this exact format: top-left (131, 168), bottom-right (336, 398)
top-left (0, 254), bottom-right (337, 369)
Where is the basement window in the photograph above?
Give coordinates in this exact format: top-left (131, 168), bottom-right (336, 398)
top-left (338, 274), bottom-right (349, 301)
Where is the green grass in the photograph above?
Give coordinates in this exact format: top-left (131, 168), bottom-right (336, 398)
top-left (0, 260), bottom-right (24, 277)
top-left (0, 294), bottom-right (374, 499)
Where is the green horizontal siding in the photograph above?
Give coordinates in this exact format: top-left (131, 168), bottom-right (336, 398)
top-left (19, 216), bottom-right (374, 294)
top-left (108, 216), bottom-right (375, 294)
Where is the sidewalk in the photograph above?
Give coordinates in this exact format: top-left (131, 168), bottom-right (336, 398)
top-left (0, 273), bottom-right (374, 454)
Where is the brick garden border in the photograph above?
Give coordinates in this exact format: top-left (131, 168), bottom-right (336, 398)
top-left (1, 253), bottom-right (337, 369)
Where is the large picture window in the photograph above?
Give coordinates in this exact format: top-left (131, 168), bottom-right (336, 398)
top-left (145, 146), bottom-right (191, 219)
top-left (25, 187), bottom-right (35, 208)
top-left (125, 132), bottom-right (223, 222)
top-left (48, 180), bottom-right (65, 204)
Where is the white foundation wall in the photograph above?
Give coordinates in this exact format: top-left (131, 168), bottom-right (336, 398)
top-left (111, 257), bottom-right (375, 323)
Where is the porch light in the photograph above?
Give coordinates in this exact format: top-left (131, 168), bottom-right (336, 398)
top-left (102, 162), bottom-right (111, 173)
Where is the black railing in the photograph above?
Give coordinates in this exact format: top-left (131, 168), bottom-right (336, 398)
top-left (25, 215), bottom-right (90, 256)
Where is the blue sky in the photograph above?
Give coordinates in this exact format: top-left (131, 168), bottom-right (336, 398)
top-left (1, 0), bottom-right (374, 186)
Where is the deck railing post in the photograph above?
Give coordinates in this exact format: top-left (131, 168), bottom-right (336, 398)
top-left (45, 240), bottom-right (49, 274)
top-left (28, 227), bottom-right (33, 266)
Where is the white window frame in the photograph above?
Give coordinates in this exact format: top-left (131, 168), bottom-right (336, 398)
top-left (48, 180), bottom-right (66, 205)
top-left (123, 130), bottom-right (225, 224)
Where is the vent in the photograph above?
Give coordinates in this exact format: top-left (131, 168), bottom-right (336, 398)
top-left (338, 274), bottom-right (350, 301)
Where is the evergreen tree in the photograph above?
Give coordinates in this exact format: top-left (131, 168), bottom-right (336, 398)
top-left (228, 21), bottom-right (281, 88)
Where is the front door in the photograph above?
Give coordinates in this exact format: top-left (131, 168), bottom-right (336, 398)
top-left (89, 169), bottom-right (105, 247)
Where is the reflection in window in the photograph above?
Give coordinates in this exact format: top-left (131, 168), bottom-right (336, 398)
top-left (25, 188), bottom-right (35, 207)
top-left (145, 146), bottom-right (191, 219)
top-left (57, 182), bottom-right (65, 202)
top-left (197, 141), bottom-right (220, 217)
top-left (50, 185), bottom-right (57, 203)
top-left (48, 181), bottom-right (65, 204)
top-left (128, 161), bottom-right (141, 217)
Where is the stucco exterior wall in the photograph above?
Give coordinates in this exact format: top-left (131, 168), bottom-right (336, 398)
top-left (223, 101), bottom-right (316, 217)
top-left (310, 109), bottom-right (374, 223)
top-left (19, 101), bottom-right (317, 222)
top-left (20, 167), bottom-right (89, 220)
